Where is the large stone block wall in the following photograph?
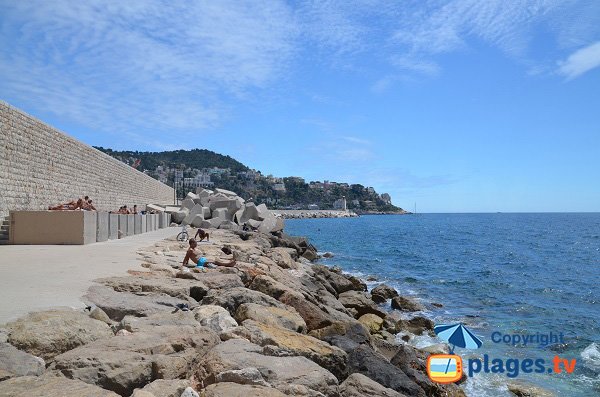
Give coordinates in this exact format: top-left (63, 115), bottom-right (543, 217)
top-left (0, 101), bottom-right (174, 220)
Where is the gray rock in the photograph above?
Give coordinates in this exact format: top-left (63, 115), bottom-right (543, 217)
top-left (340, 373), bottom-right (406, 397)
top-left (83, 284), bottom-right (198, 321)
top-left (172, 210), bottom-right (188, 224)
top-left (278, 291), bottom-right (332, 331)
top-left (89, 306), bottom-right (114, 325)
top-left (181, 197), bottom-right (196, 211)
top-left (391, 296), bottom-right (425, 312)
top-left (119, 311), bottom-right (200, 333)
top-left (0, 375), bottom-right (121, 396)
top-left (347, 345), bottom-right (425, 396)
top-left (198, 339), bottom-right (339, 397)
top-left (203, 382), bottom-right (287, 397)
top-left (235, 303), bottom-right (306, 333)
top-left (140, 379), bottom-right (191, 397)
top-left (97, 275), bottom-right (209, 302)
top-left (215, 367), bottom-right (271, 387)
top-left (371, 284), bottom-right (399, 300)
top-left (6, 309), bottom-right (113, 360)
top-left (338, 291), bottom-right (387, 318)
top-left (50, 325), bottom-right (219, 396)
top-left (0, 342), bottom-right (45, 378)
top-left (175, 272), bottom-right (243, 290)
top-left (201, 287), bottom-right (286, 316)
top-left (193, 305), bottom-right (238, 332)
top-left (180, 387), bottom-right (200, 397)
top-left (313, 264), bottom-right (355, 294)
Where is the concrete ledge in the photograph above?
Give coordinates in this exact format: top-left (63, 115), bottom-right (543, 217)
top-left (108, 214), bottom-right (119, 240)
top-left (9, 211), bottom-right (97, 245)
top-left (141, 215), bottom-right (147, 234)
top-left (134, 214), bottom-right (142, 234)
top-left (96, 212), bottom-right (109, 242)
top-left (126, 215), bottom-right (134, 236)
top-left (118, 214), bottom-right (128, 238)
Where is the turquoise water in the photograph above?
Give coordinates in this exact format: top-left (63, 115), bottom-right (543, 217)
top-left (285, 213), bottom-right (600, 396)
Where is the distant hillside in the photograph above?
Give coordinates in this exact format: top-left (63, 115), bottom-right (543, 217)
top-left (97, 147), bottom-right (406, 213)
top-left (94, 147), bottom-right (248, 173)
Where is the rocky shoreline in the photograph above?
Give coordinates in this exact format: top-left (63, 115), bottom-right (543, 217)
top-left (272, 210), bottom-right (358, 219)
top-left (0, 228), bottom-right (467, 397)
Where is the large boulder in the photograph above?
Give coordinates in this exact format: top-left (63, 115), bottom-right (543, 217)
top-left (371, 284), bottom-right (399, 300)
top-left (97, 276), bottom-right (209, 302)
top-left (181, 204), bottom-right (204, 227)
top-left (242, 320), bottom-right (348, 380)
top-left (0, 342), bottom-right (45, 378)
top-left (0, 375), bottom-right (120, 396)
top-left (83, 285), bottom-right (198, 321)
top-left (249, 275), bottom-right (295, 300)
top-left (50, 325), bottom-right (220, 396)
top-left (201, 287), bottom-right (287, 315)
top-left (358, 313), bottom-right (384, 334)
top-left (175, 272), bottom-right (244, 290)
top-left (391, 296), bottom-right (425, 312)
top-left (119, 311), bottom-right (201, 333)
top-left (338, 291), bottom-right (387, 318)
top-left (390, 344), bottom-right (466, 397)
top-left (340, 373), bottom-right (406, 397)
top-left (209, 197), bottom-right (242, 214)
top-left (235, 303), bottom-right (306, 333)
top-left (6, 309), bottom-right (113, 360)
top-left (198, 339), bottom-right (339, 397)
top-left (204, 382), bottom-right (286, 397)
top-left (138, 379), bottom-right (191, 397)
top-left (235, 203), bottom-right (260, 224)
top-left (266, 248), bottom-right (297, 269)
top-left (193, 305), bottom-right (238, 332)
top-left (346, 345), bottom-right (425, 396)
top-left (257, 213), bottom-right (283, 234)
top-left (171, 209), bottom-right (188, 224)
top-left (212, 208), bottom-right (230, 221)
top-left (313, 265), bottom-right (355, 294)
top-left (278, 291), bottom-right (332, 331)
top-left (181, 197), bottom-right (196, 211)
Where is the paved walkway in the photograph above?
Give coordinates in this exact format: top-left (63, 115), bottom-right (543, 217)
top-left (0, 227), bottom-right (179, 325)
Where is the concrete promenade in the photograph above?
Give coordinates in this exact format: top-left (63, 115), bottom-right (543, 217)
top-left (0, 227), bottom-right (179, 325)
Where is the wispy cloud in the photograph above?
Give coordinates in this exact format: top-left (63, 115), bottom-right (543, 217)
top-left (0, 1), bottom-right (296, 148)
top-left (557, 41), bottom-right (600, 80)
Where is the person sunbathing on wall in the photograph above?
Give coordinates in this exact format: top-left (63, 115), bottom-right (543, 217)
top-left (83, 199), bottom-right (97, 211)
top-left (49, 196), bottom-right (88, 210)
top-left (182, 238), bottom-right (236, 269)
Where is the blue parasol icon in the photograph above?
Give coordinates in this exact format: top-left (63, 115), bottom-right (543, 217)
top-left (434, 323), bottom-right (483, 354)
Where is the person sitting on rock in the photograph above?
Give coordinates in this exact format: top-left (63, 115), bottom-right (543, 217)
top-left (182, 238), bottom-right (235, 269)
top-left (194, 228), bottom-right (209, 242)
top-left (131, 205), bottom-right (138, 214)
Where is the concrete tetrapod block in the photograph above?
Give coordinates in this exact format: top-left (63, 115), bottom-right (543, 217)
top-left (126, 215), bottom-right (135, 236)
top-left (181, 197), bottom-right (195, 211)
top-left (164, 206), bottom-right (180, 213)
top-left (202, 206), bottom-right (211, 219)
top-left (212, 208), bottom-right (230, 221)
top-left (186, 192), bottom-right (200, 201)
top-left (118, 214), bottom-right (128, 238)
top-left (191, 214), bottom-right (205, 228)
top-left (96, 212), bottom-right (109, 242)
top-left (256, 204), bottom-right (269, 220)
top-left (134, 214), bottom-right (142, 234)
top-left (196, 188), bottom-right (213, 197)
top-left (146, 204), bottom-right (165, 212)
top-left (214, 188), bottom-right (238, 197)
top-left (238, 203), bottom-right (260, 224)
top-left (108, 213), bottom-right (119, 240)
top-left (209, 197), bottom-right (241, 213)
top-left (141, 214), bottom-right (147, 234)
top-left (172, 209), bottom-right (188, 224)
top-left (199, 220), bottom-right (212, 229)
top-left (247, 219), bottom-right (262, 229)
top-left (208, 217), bottom-right (224, 228)
top-left (181, 204), bottom-right (204, 226)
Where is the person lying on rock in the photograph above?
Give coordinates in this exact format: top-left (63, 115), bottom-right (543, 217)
top-left (83, 199), bottom-right (97, 211)
top-left (194, 228), bottom-right (209, 242)
top-left (182, 238), bottom-right (235, 269)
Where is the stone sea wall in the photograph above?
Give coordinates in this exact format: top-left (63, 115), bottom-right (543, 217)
top-left (273, 209), bottom-right (358, 219)
top-left (0, 101), bottom-right (174, 220)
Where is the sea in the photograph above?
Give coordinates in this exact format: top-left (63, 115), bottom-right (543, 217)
top-left (285, 213), bottom-right (600, 396)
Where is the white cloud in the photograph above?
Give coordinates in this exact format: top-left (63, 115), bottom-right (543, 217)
top-left (557, 41), bottom-right (600, 80)
top-left (0, 1), bottom-right (297, 147)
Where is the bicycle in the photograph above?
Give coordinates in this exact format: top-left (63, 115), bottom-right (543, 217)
top-left (176, 224), bottom-right (189, 242)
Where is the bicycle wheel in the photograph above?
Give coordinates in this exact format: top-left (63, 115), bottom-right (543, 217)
top-left (176, 231), bottom-right (189, 242)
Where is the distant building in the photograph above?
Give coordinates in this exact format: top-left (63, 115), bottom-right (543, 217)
top-left (183, 173), bottom-right (213, 189)
top-left (272, 183), bottom-right (286, 192)
top-left (351, 199), bottom-right (360, 207)
top-left (333, 197), bottom-right (347, 210)
top-left (308, 204), bottom-right (319, 210)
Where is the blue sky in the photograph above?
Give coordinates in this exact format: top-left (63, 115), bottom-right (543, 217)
top-left (1, 1), bottom-right (599, 212)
